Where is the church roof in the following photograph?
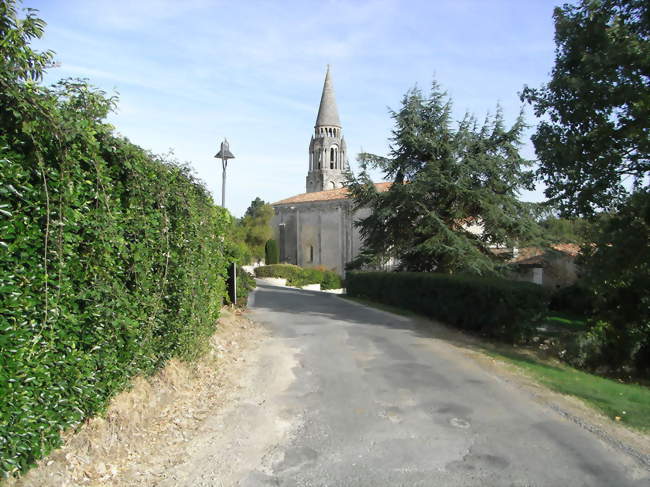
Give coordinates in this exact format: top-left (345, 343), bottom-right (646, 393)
top-left (315, 66), bottom-right (341, 128)
top-left (273, 182), bottom-right (391, 206)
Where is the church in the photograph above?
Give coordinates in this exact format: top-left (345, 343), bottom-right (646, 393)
top-left (271, 67), bottom-right (388, 275)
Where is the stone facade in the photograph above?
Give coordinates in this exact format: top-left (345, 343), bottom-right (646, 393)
top-left (272, 198), bottom-right (371, 275)
top-left (272, 67), bottom-right (378, 275)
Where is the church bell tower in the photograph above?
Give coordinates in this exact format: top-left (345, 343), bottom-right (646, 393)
top-left (306, 66), bottom-right (348, 193)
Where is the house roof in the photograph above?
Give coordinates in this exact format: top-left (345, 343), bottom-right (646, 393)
top-left (272, 182), bottom-right (391, 206)
top-left (508, 243), bottom-right (582, 266)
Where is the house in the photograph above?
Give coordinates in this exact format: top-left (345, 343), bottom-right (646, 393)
top-left (507, 243), bottom-right (582, 288)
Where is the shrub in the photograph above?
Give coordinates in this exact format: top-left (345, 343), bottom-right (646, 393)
top-left (235, 266), bottom-right (256, 306)
top-left (255, 264), bottom-right (302, 281)
top-left (549, 283), bottom-right (594, 316)
top-left (577, 190), bottom-right (650, 377)
top-left (265, 239), bottom-right (279, 264)
top-left (254, 264), bottom-right (342, 290)
top-left (320, 270), bottom-right (343, 290)
top-left (346, 272), bottom-right (549, 342)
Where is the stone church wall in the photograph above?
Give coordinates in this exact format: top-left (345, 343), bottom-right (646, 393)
top-left (272, 200), bottom-right (368, 275)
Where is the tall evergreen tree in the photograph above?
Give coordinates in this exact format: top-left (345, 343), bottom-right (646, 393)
top-left (347, 81), bottom-right (538, 274)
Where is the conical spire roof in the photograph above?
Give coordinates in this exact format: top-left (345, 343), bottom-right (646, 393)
top-left (315, 65), bottom-right (341, 127)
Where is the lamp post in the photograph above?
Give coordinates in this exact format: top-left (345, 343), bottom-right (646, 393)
top-left (215, 138), bottom-right (236, 304)
top-left (214, 138), bottom-right (235, 208)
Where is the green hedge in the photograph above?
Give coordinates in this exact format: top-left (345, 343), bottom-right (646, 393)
top-left (346, 272), bottom-right (549, 340)
top-left (0, 83), bottom-right (229, 475)
top-left (254, 264), bottom-right (342, 290)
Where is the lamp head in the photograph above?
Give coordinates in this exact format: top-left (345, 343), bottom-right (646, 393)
top-left (214, 138), bottom-right (235, 159)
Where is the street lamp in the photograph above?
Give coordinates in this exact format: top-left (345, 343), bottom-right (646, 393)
top-left (214, 138), bottom-right (235, 208)
top-left (215, 138), bottom-right (237, 304)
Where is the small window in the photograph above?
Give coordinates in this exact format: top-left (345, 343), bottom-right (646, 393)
top-left (309, 245), bottom-right (314, 263)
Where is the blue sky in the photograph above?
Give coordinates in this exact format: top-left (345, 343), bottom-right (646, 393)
top-left (30, 0), bottom-right (561, 217)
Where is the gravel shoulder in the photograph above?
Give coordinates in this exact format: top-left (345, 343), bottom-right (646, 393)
top-left (9, 307), bottom-right (293, 487)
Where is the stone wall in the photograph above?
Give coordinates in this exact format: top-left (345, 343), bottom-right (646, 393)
top-left (272, 200), bottom-right (368, 275)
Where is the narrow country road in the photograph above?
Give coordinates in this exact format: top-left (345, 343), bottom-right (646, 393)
top-left (240, 282), bottom-right (648, 487)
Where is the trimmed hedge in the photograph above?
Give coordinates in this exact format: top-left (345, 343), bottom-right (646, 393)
top-left (346, 272), bottom-right (549, 341)
top-left (254, 264), bottom-right (342, 290)
top-left (0, 84), bottom-right (229, 475)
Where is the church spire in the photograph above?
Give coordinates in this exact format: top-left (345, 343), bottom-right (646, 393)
top-left (315, 65), bottom-right (341, 128)
top-left (306, 66), bottom-right (347, 193)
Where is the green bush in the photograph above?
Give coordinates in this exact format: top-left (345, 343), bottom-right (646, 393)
top-left (254, 264), bottom-right (342, 290)
top-left (0, 5), bottom-right (229, 475)
top-left (577, 190), bottom-right (650, 377)
top-left (320, 269), bottom-right (343, 290)
top-left (346, 272), bottom-right (549, 342)
top-left (265, 239), bottom-right (279, 264)
top-left (549, 283), bottom-right (594, 316)
top-left (255, 263), bottom-right (302, 281)
top-left (235, 266), bottom-right (256, 306)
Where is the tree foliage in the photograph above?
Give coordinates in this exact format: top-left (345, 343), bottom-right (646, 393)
top-left (228, 197), bottom-right (273, 264)
top-left (521, 0), bottom-right (649, 376)
top-left (0, 0), bottom-right (54, 85)
top-left (522, 0), bottom-right (649, 215)
top-left (347, 81), bottom-right (538, 274)
top-left (577, 190), bottom-right (650, 373)
top-left (240, 198), bottom-right (273, 261)
top-left (537, 216), bottom-right (596, 244)
top-left (244, 196), bottom-right (267, 218)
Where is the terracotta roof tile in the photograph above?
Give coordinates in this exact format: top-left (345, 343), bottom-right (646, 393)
top-left (508, 244), bottom-right (582, 264)
top-left (550, 243), bottom-right (581, 256)
top-left (273, 182), bottom-right (391, 205)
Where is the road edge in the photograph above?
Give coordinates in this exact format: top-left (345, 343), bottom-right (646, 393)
top-left (334, 294), bottom-right (650, 472)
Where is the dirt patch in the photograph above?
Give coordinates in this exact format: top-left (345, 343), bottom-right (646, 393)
top-left (9, 307), bottom-right (266, 487)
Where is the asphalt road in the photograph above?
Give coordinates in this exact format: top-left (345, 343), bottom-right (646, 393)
top-left (247, 282), bottom-right (649, 487)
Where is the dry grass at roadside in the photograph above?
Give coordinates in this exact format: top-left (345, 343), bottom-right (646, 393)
top-left (7, 308), bottom-right (264, 487)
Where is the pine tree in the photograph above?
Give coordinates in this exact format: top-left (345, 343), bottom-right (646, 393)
top-left (347, 81), bottom-right (538, 274)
